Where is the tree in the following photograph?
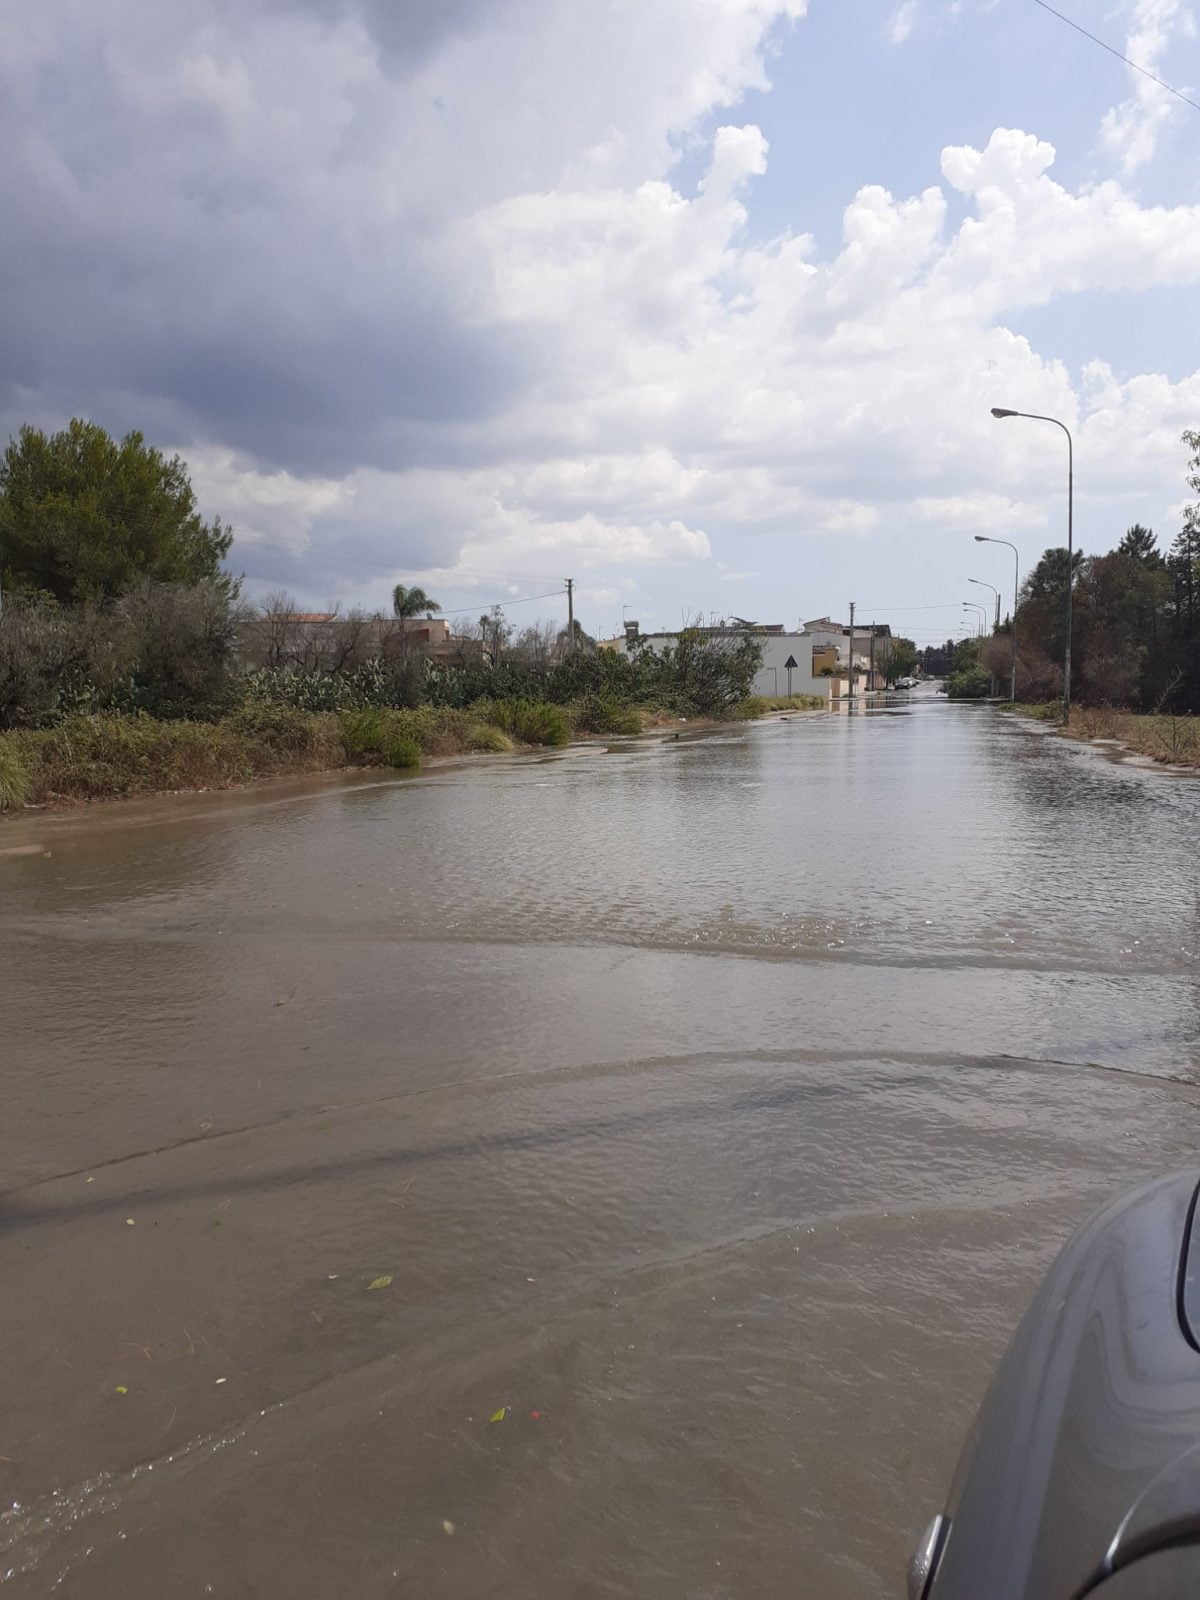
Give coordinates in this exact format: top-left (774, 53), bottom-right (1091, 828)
top-left (391, 584), bottom-right (441, 620)
top-left (1117, 524), bottom-right (1162, 567)
top-left (874, 634), bottom-right (917, 685)
top-left (557, 617), bottom-right (596, 656)
top-left (0, 419), bottom-right (232, 604)
top-left (1072, 552), bottom-right (1168, 707)
top-left (1016, 547), bottom-right (1084, 671)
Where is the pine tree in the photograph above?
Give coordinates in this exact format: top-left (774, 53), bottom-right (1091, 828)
top-left (1117, 524), bottom-right (1162, 566)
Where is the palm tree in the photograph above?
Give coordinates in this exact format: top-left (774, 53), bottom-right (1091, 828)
top-left (392, 584), bottom-right (441, 620)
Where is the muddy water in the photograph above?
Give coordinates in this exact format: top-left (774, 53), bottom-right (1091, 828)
top-left (3, 698), bottom-right (1200, 1598)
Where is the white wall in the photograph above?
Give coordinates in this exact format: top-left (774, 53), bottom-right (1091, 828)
top-left (752, 633), bottom-right (831, 699)
top-left (619, 631), bottom-right (834, 700)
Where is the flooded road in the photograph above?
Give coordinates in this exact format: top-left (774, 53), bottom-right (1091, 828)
top-left (4, 696), bottom-right (1200, 1598)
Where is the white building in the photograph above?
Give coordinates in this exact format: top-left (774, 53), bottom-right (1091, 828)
top-left (604, 618), bottom-right (880, 699)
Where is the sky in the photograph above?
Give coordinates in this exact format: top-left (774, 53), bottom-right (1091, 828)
top-left (2, 0), bottom-right (1199, 648)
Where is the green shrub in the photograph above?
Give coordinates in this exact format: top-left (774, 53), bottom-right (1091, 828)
top-left (739, 694), bottom-right (826, 716)
top-left (380, 733), bottom-right (421, 769)
top-left (339, 708), bottom-right (430, 767)
top-left (0, 744), bottom-right (29, 809)
top-left (222, 701), bottom-right (315, 751)
top-left (946, 666), bottom-right (993, 701)
top-left (465, 723), bottom-right (513, 753)
top-left (480, 698), bottom-right (572, 746)
top-left (339, 707), bottom-right (389, 760)
top-left (573, 693), bottom-right (642, 735)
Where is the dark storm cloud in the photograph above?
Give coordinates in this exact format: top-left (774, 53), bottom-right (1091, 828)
top-left (0, 0), bottom-right (538, 480)
top-left (280, 0), bottom-right (497, 69)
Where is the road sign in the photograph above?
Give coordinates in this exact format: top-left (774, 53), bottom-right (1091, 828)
top-left (783, 655), bottom-right (798, 670)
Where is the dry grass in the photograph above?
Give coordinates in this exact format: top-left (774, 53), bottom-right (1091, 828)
top-left (1066, 706), bottom-right (1200, 765)
top-left (1010, 703), bottom-right (1200, 766)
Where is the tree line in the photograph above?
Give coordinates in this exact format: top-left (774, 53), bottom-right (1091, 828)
top-left (938, 430), bottom-right (1200, 708)
top-left (0, 419), bottom-right (764, 729)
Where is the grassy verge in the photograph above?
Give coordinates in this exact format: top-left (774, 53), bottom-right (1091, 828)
top-left (0, 696), bottom-right (647, 811)
top-left (1005, 702), bottom-right (1200, 765)
top-left (1, 690), bottom-right (829, 813)
top-left (740, 694), bottom-right (827, 716)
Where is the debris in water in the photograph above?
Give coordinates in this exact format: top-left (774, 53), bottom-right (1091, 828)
top-left (115, 1386), bottom-right (128, 1395)
top-left (531, 1411), bottom-right (541, 1420)
top-left (367, 1275), bottom-right (393, 1291)
top-left (125, 1218), bottom-right (135, 1226)
top-left (489, 1407), bottom-right (506, 1423)
top-left (215, 1378), bottom-right (227, 1385)
top-left (442, 1520), bottom-right (455, 1535)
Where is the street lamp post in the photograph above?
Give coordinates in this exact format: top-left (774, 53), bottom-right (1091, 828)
top-left (974, 536), bottom-right (1020, 702)
top-left (968, 579), bottom-right (1000, 696)
top-left (968, 577), bottom-right (1000, 632)
top-left (963, 601), bottom-right (988, 637)
top-left (990, 408), bottom-right (1074, 723)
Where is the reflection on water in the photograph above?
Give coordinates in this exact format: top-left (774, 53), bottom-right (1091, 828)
top-left (2, 700), bottom-right (1200, 1599)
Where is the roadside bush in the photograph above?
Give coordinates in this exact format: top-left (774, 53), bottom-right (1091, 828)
top-left (113, 578), bottom-right (243, 719)
top-left (946, 666), bottom-right (992, 701)
top-left (380, 733), bottom-right (421, 769)
top-left (573, 693), bottom-right (642, 735)
top-left (338, 708), bottom-right (424, 769)
top-left (0, 596), bottom-right (120, 728)
top-left (465, 723), bottom-right (513, 753)
top-left (0, 744), bottom-right (29, 809)
top-left (741, 694), bottom-right (826, 715)
top-left (339, 707), bottom-right (390, 760)
top-left (480, 698), bottom-right (572, 746)
top-left (222, 701), bottom-right (321, 752)
top-left (13, 714), bottom-right (257, 801)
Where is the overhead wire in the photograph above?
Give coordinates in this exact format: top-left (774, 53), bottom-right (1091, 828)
top-left (1030, 0), bottom-right (1200, 114)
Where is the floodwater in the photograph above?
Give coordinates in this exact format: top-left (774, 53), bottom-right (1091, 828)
top-left (3, 695), bottom-right (1200, 1598)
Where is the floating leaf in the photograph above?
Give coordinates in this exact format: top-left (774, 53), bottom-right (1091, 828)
top-left (489, 1407), bottom-right (506, 1424)
top-left (368, 1275), bottom-right (393, 1291)
top-left (115, 1386), bottom-right (128, 1395)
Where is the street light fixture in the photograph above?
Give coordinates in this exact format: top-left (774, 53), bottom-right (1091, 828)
top-left (963, 601), bottom-right (988, 637)
top-left (990, 408), bottom-right (1074, 722)
top-left (967, 577), bottom-right (1000, 631)
top-left (974, 535), bottom-right (1020, 702)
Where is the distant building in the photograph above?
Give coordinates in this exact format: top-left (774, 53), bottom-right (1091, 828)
top-left (603, 614), bottom-right (896, 698)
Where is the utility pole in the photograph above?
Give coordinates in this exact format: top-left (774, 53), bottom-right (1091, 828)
top-left (847, 601), bottom-right (855, 708)
top-left (869, 621), bottom-right (876, 695)
top-left (565, 578), bottom-right (574, 656)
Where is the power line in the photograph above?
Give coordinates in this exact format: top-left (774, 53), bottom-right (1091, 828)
top-left (1030, 0), bottom-right (1200, 114)
top-left (436, 589), bottom-right (567, 617)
